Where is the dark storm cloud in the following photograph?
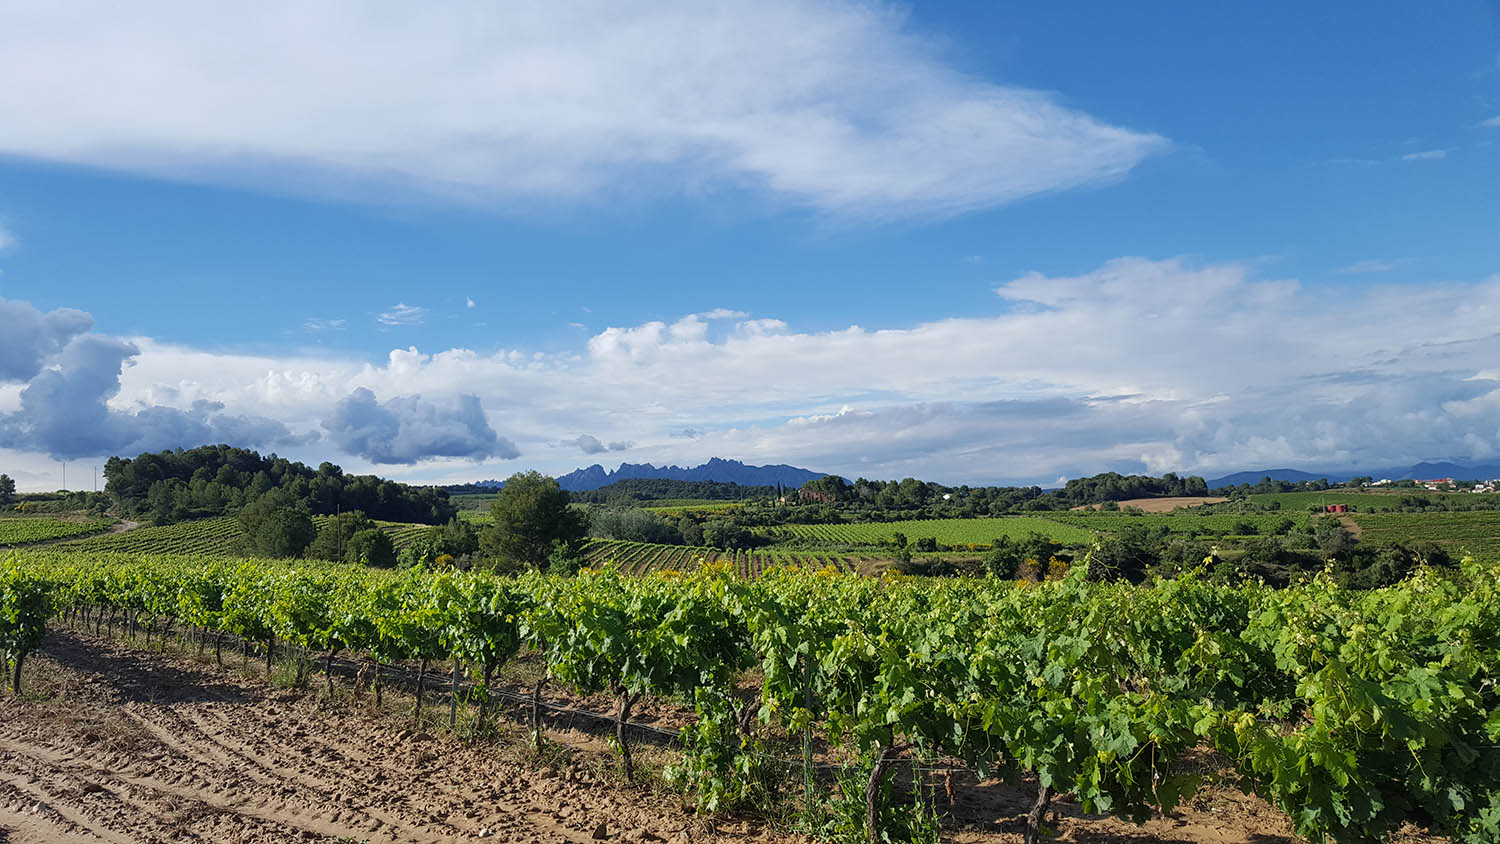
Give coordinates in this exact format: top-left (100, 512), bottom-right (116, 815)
top-left (0, 333), bottom-right (304, 459)
top-left (0, 297), bottom-right (94, 382)
top-left (323, 387), bottom-right (518, 464)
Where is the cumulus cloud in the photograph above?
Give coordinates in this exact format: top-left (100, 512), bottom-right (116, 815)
top-left (0, 297), bottom-right (94, 382)
top-left (0, 328), bottom-right (304, 460)
top-left (569, 434), bottom-right (630, 454)
top-left (322, 387), bottom-right (518, 464)
top-left (0, 1), bottom-right (1164, 219)
top-left (12, 258), bottom-right (1500, 484)
top-left (377, 304), bottom-right (427, 327)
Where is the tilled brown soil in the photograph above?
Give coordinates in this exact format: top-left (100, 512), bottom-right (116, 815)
top-left (0, 631), bottom-right (757, 844)
top-left (0, 631), bottom-right (1447, 844)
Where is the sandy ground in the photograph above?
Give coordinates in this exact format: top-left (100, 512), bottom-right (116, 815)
top-left (1070, 498), bottom-right (1228, 513)
top-left (0, 630), bottom-right (1445, 844)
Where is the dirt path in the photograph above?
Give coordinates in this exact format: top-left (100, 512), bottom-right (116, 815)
top-left (1338, 514), bottom-right (1363, 539)
top-left (8, 519), bottom-right (138, 550)
top-left (0, 631), bottom-right (739, 844)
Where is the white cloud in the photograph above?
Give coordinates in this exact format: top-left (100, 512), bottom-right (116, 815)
top-left (1336, 258), bottom-right (1410, 275)
top-left (697, 308), bottom-right (749, 320)
top-left (0, 1), bottom-right (1165, 220)
top-left (1480, 115), bottom-right (1500, 128)
top-left (0, 222), bottom-right (15, 251)
top-left (1401, 149), bottom-right (1449, 161)
top-left (567, 434), bottom-right (630, 455)
top-left (377, 304), bottom-right (427, 327)
top-left (11, 258), bottom-right (1500, 486)
top-left (303, 317), bottom-right (346, 331)
top-left (466, 298), bottom-right (476, 309)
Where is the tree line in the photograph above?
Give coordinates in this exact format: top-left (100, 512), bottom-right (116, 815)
top-left (104, 445), bottom-right (458, 525)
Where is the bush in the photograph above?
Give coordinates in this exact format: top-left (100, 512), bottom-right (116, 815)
top-left (546, 542), bottom-right (586, 576)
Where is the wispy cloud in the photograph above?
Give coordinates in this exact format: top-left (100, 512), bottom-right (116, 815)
top-left (1480, 115), bottom-right (1500, 128)
top-left (466, 298), bottom-right (475, 309)
top-left (303, 317), bottom-right (346, 331)
top-left (697, 308), bottom-right (748, 321)
top-left (377, 304), bottom-right (427, 327)
top-left (0, 222), bottom-right (15, 251)
top-left (1401, 148), bottom-right (1450, 161)
top-left (1336, 258), bottom-right (1413, 275)
top-left (0, 2), bottom-right (1165, 220)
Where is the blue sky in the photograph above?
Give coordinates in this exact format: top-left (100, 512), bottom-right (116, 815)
top-left (2, 1), bottom-right (1499, 490)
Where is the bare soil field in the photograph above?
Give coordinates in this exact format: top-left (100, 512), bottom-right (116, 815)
top-left (1070, 497), bottom-right (1228, 513)
top-left (0, 631), bottom-right (1442, 844)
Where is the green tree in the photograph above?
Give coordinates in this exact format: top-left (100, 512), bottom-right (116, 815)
top-left (1312, 515), bottom-right (1356, 560)
top-left (984, 536), bottom-right (1023, 579)
top-left (248, 506), bottom-right (316, 558)
top-left (306, 510), bottom-right (378, 561)
top-left (437, 517), bottom-right (481, 557)
top-left (1084, 524), bottom-right (1156, 583)
top-left (677, 515), bottom-right (703, 547)
top-left (701, 520), bottom-right (753, 550)
top-left (0, 474), bottom-right (15, 507)
top-left (238, 490), bottom-right (316, 558)
top-left (479, 472), bottom-right (587, 571)
top-left (344, 528), bottom-right (397, 567)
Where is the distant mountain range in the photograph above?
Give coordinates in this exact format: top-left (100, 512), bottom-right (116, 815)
top-left (466, 458), bottom-right (829, 492)
top-left (1207, 461), bottom-right (1500, 488)
top-left (461, 457), bottom-right (1500, 495)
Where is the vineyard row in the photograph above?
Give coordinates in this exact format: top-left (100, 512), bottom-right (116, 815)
top-left (3, 550), bottom-right (1499, 842)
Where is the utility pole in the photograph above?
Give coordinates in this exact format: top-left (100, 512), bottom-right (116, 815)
top-left (61, 461), bottom-right (66, 492)
top-left (94, 465), bottom-right (98, 492)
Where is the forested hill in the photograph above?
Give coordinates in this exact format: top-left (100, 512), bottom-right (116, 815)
top-left (104, 445), bottom-right (456, 525)
top-left (568, 478), bottom-right (779, 504)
